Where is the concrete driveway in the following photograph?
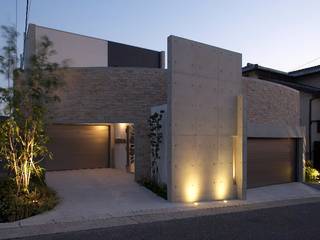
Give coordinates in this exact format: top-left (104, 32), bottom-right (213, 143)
top-left (16, 168), bottom-right (320, 227)
top-left (20, 169), bottom-right (176, 225)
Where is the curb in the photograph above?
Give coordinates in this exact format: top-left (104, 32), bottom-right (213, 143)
top-left (1, 197), bottom-right (320, 240)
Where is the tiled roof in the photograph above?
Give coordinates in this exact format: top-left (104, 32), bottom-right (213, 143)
top-left (242, 63), bottom-right (320, 94)
top-left (289, 65), bottom-right (320, 77)
top-left (242, 63), bottom-right (288, 76)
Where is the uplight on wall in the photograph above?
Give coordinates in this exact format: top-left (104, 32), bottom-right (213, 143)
top-left (215, 180), bottom-right (228, 200)
top-left (184, 175), bottom-right (200, 202)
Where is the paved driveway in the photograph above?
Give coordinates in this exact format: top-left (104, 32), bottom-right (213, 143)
top-left (17, 169), bottom-right (320, 227)
top-left (21, 169), bottom-right (176, 225)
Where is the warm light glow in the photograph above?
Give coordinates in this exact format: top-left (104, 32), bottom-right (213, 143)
top-left (118, 123), bottom-right (128, 130)
top-left (223, 200), bottom-right (228, 203)
top-left (184, 175), bottom-right (200, 202)
top-left (185, 184), bottom-right (199, 202)
top-left (214, 179), bottom-right (229, 200)
top-left (193, 202), bottom-right (199, 206)
top-left (94, 125), bottom-right (107, 130)
top-left (232, 136), bottom-right (237, 181)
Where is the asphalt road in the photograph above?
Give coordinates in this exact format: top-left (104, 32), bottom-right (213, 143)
top-left (17, 202), bottom-right (320, 240)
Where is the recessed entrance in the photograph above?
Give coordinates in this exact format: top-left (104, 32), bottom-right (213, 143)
top-left (113, 123), bottom-right (135, 173)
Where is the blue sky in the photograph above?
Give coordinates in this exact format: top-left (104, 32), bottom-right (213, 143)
top-left (1, 0), bottom-right (320, 74)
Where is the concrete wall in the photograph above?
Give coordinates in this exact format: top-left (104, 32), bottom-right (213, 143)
top-left (27, 24), bottom-right (109, 67)
top-left (167, 36), bottom-right (243, 202)
top-left (48, 67), bottom-right (167, 180)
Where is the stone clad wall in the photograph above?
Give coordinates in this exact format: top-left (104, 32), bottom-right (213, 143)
top-left (244, 77), bottom-right (300, 126)
top-left (49, 67), bottom-right (167, 180)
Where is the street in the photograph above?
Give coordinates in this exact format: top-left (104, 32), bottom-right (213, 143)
top-left (17, 201), bottom-right (320, 240)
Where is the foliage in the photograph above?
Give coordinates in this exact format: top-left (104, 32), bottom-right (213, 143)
top-left (0, 25), bottom-right (18, 89)
top-left (1, 35), bottom-right (65, 119)
top-left (0, 25), bottom-right (64, 197)
top-left (18, 36), bottom-right (65, 120)
top-left (0, 118), bottom-right (50, 193)
top-left (148, 110), bottom-right (164, 184)
top-left (305, 160), bottom-right (320, 183)
top-left (139, 178), bottom-right (167, 200)
top-left (0, 178), bottom-right (58, 222)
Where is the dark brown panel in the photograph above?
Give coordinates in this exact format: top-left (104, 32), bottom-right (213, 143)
top-left (108, 41), bottom-right (161, 68)
top-left (247, 138), bottom-right (296, 188)
top-left (45, 125), bottom-right (110, 171)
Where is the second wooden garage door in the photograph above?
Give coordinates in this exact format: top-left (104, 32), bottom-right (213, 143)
top-left (44, 125), bottom-right (110, 171)
top-left (247, 138), bottom-right (296, 188)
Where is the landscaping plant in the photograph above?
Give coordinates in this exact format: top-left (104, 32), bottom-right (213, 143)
top-left (305, 160), bottom-right (320, 183)
top-left (0, 25), bottom-right (63, 222)
top-left (145, 110), bottom-right (167, 199)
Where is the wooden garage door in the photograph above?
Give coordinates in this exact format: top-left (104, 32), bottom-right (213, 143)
top-left (247, 138), bottom-right (296, 188)
top-left (44, 125), bottom-right (110, 171)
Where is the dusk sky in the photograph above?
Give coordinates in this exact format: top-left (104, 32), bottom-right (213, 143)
top-left (1, 0), bottom-right (320, 74)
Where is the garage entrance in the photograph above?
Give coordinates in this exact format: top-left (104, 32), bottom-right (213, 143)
top-left (45, 124), bottom-right (110, 171)
top-left (247, 138), bottom-right (297, 188)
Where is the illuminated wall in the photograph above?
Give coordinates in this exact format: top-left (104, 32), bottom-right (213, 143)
top-left (167, 36), bottom-right (244, 202)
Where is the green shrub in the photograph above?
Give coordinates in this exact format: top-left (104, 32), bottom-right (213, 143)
top-left (139, 178), bottom-right (167, 200)
top-left (0, 178), bottom-right (58, 222)
top-left (305, 160), bottom-right (320, 183)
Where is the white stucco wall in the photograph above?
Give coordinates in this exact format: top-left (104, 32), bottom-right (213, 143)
top-left (167, 36), bottom-right (243, 202)
top-left (34, 25), bottom-right (108, 67)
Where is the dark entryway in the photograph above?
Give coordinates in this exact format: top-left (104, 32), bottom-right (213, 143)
top-left (247, 138), bottom-right (297, 188)
top-left (45, 124), bottom-right (110, 171)
top-left (313, 141), bottom-right (320, 171)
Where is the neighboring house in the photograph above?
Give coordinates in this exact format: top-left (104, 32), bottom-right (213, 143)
top-left (23, 24), bottom-right (305, 203)
top-left (243, 63), bottom-right (320, 170)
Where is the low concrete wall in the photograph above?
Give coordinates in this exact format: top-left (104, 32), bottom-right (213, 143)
top-left (48, 67), bottom-right (167, 181)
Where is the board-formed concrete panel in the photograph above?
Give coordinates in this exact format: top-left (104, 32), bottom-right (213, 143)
top-left (167, 36), bottom-right (243, 202)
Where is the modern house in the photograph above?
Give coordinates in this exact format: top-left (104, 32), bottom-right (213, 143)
top-left (243, 64), bottom-right (320, 170)
top-left (23, 24), bottom-right (305, 202)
